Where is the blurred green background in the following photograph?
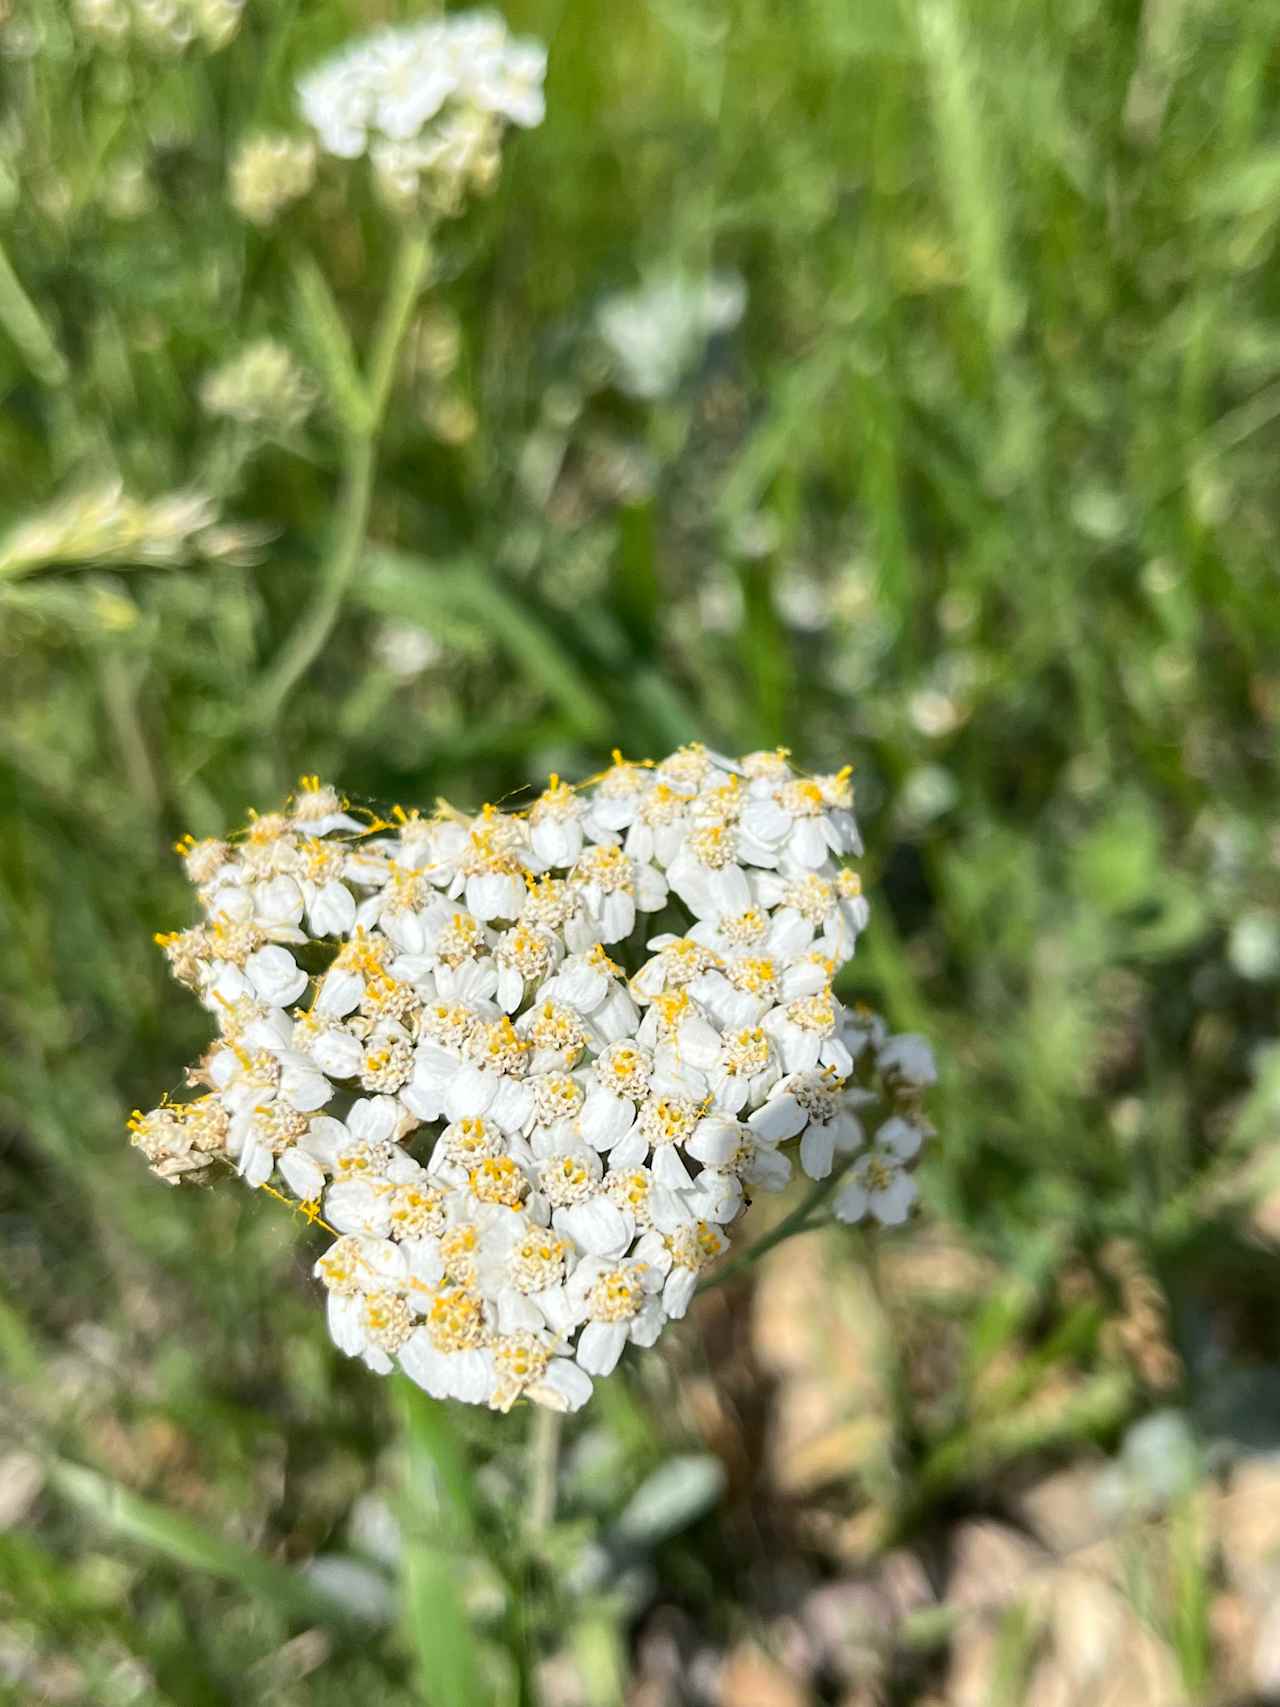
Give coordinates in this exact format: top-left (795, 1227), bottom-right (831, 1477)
top-left (4, 0), bottom-right (1280, 1702)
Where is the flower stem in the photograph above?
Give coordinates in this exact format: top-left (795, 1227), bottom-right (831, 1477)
top-left (252, 227), bottom-right (431, 726)
top-left (526, 1404), bottom-right (562, 1537)
top-left (697, 1160), bottom-right (855, 1295)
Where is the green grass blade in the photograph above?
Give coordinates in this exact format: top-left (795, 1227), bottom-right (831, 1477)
top-left (358, 547), bottom-right (613, 741)
top-left (47, 1458), bottom-right (369, 1628)
top-left (395, 1381), bottom-right (487, 1707)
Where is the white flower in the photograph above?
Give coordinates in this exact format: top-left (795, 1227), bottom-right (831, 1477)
top-left (877, 1033), bottom-right (938, 1087)
top-left (566, 842), bottom-right (667, 947)
top-left (740, 770), bottom-right (861, 868)
top-left (582, 754), bottom-right (655, 836)
top-left (296, 11), bottom-right (546, 208)
top-left (538, 944), bottom-right (639, 1042)
top-left (762, 988), bottom-right (851, 1077)
top-left (700, 1022), bottom-right (780, 1114)
top-left (567, 1256), bottom-right (665, 1376)
top-left (597, 270), bottom-right (746, 401)
top-left (665, 826), bottom-right (776, 923)
top-left (493, 922), bottom-right (560, 1013)
top-left (314, 1235), bottom-right (415, 1374)
top-left (228, 132), bottom-right (316, 225)
top-left (528, 775), bottom-right (591, 866)
top-left (749, 1069), bottom-right (867, 1181)
top-left (832, 1118), bottom-right (923, 1226)
top-left (279, 1094), bottom-right (406, 1202)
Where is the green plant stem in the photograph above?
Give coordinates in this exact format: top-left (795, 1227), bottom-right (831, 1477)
top-left (526, 1403), bottom-right (562, 1537)
top-left (252, 228), bottom-right (431, 726)
top-left (697, 1161), bottom-right (855, 1295)
top-left (0, 238), bottom-right (68, 387)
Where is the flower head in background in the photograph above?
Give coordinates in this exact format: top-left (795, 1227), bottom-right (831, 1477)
top-left (596, 270), bottom-right (746, 401)
top-left (228, 132), bottom-right (317, 226)
top-left (0, 481), bottom-right (270, 577)
top-left (131, 751), bottom-right (936, 1413)
top-left (200, 340), bottom-right (316, 434)
top-left (73, 0), bottom-right (245, 54)
top-left (297, 10), bottom-right (546, 213)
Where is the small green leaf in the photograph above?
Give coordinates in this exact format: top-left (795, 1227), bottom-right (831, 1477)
top-left (612, 1454), bottom-right (726, 1547)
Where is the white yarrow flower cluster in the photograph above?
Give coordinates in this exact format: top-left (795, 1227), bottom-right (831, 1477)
top-left (296, 10), bottom-right (545, 212)
top-left (130, 753), bottom-right (935, 1413)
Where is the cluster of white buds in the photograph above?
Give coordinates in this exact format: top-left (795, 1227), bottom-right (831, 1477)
top-left (200, 340), bottom-right (316, 434)
top-left (296, 10), bottom-right (545, 214)
top-left (227, 133), bottom-right (317, 227)
top-left (130, 750), bottom-right (936, 1413)
top-left (73, 0), bottom-right (244, 55)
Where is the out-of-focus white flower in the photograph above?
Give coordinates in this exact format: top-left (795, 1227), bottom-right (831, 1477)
top-left (131, 746), bottom-right (935, 1412)
top-left (228, 132), bottom-right (317, 225)
top-left (74, 0), bottom-right (244, 54)
top-left (297, 10), bottom-right (545, 211)
top-left (200, 339), bottom-right (316, 433)
top-left (596, 270), bottom-right (746, 400)
top-left (833, 1117), bottom-right (924, 1226)
top-left (374, 621), bottom-right (443, 680)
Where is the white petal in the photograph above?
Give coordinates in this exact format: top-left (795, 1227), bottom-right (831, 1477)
top-left (742, 799), bottom-right (792, 845)
top-left (686, 1116), bottom-right (741, 1167)
top-left (310, 1029), bottom-right (364, 1080)
top-left (747, 1094), bottom-right (806, 1141)
top-left (246, 946), bottom-right (308, 1007)
top-left (278, 1147), bottom-right (326, 1202)
top-left (443, 1065), bottom-right (498, 1121)
top-left (663, 1268), bottom-right (698, 1319)
top-left (399, 1330), bottom-right (452, 1396)
top-left (242, 1138), bottom-right (273, 1188)
top-left (256, 875), bottom-right (305, 927)
top-left (281, 1062), bottom-right (334, 1112)
top-left (679, 1015), bottom-right (723, 1070)
top-left (489, 1077), bottom-right (534, 1133)
top-left (608, 1128), bottom-right (648, 1170)
top-left (599, 892), bottom-right (635, 942)
top-left (316, 968), bottom-right (364, 1018)
top-left (347, 1096), bottom-right (399, 1145)
top-left (799, 1123), bottom-right (835, 1181)
top-left (556, 1198), bottom-right (631, 1258)
top-left (325, 1178), bottom-right (389, 1237)
top-left (832, 1179), bottom-right (868, 1224)
top-left (310, 880), bottom-right (356, 938)
top-left (530, 1358), bottom-right (593, 1412)
top-left (327, 1292), bottom-right (365, 1358)
top-left (647, 1183), bottom-right (687, 1233)
top-left (878, 1117), bottom-right (923, 1161)
top-left (579, 1090), bottom-right (635, 1149)
top-left (451, 1349), bottom-right (496, 1402)
top-left (709, 865), bottom-right (751, 914)
top-left (628, 1300), bottom-right (666, 1348)
top-left (650, 1146), bottom-right (694, 1191)
top-left (872, 1172), bottom-right (918, 1226)
top-left (575, 1320), bottom-right (627, 1376)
